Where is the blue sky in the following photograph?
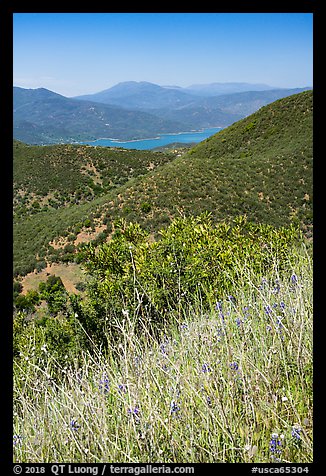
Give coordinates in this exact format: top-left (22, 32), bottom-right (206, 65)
top-left (13, 13), bottom-right (313, 97)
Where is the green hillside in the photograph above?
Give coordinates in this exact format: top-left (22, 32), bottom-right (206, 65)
top-left (13, 140), bottom-right (175, 218)
top-left (13, 91), bottom-right (313, 277)
top-left (13, 87), bottom-right (185, 144)
top-left (91, 90), bottom-right (312, 233)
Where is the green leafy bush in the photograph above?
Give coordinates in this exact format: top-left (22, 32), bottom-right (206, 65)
top-left (39, 275), bottom-right (68, 315)
top-left (13, 281), bottom-right (23, 299)
top-left (140, 202), bottom-right (152, 213)
top-left (35, 260), bottom-right (47, 273)
top-left (83, 218), bottom-right (92, 228)
top-left (75, 214), bottom-right (300, 345)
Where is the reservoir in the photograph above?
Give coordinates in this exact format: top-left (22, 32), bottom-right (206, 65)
top-left (78, 127), bottom-right (222, 150)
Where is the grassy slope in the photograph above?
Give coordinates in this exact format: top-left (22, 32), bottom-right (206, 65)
top-left (13, 91), bottom-right (313, 276)
top-left (14, 243), bottom-right (313, 463)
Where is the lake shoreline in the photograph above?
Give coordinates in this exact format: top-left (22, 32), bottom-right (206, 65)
top-left (76, 126), bottom-right (223, 150)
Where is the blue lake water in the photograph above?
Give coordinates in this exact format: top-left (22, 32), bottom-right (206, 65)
top-left (78, 127), bottom-right (222, 150)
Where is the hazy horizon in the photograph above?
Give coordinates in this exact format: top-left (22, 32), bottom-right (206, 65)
top-left (13, 13), bottom-right (313, 97)
top-left (13, 80), bottom-right (313, 99)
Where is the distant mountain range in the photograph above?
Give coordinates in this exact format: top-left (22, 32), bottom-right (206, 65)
top-left (73, 81), bottom-right (310, 110)
top-left (183, 82), bottom-right (279, 96)
top-left (13, 81), bottom-right (312, 145)
top-left (74, 80), bottom-right (280, 105)
top-left (13, 86), bottom-right (185, 144)
top-left (74, 81), bottom-right (196, 110)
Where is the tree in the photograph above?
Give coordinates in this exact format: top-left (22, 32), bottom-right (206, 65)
top-left (14, 290), bottom-right (40, 313)
top-left (39, 275), bottom-right (67, 315)
top-left (13, 281), bottom-right (23, 299)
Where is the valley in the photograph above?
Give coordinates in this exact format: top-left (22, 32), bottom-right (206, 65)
top-left (13, 81), bottom-right (311, 146)
top-left (13, 91), bottom-right (313, 282)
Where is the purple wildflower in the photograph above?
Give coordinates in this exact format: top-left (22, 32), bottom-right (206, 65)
top-left (215, 325), bottom-right (225, 339)
top-left (243, 306), bottom-right (250, 317)
top-left (99, 374), bottom-right (110, 394)
top-left (276, 316), bottom-right (285, 340)
top-left (170, 400), bottom-right (180, 415)
top-left (13, 435), bottom-right (22, 446)
top-left (273, 280), bottom-right (281, 294)
top-left (70, 419), bottom-right (80, 431)
top-left (276, 317), bottom-right (283, 327)
top-left (264, 305), bottom-right (272, 316)
top-left (269, 433), bottom-right (282, 459)
top-left (160, 343), bottom-right (168, 355)
top-left (118, 384), bottom-right (127, 394)
top-left (215, 301), bottom-right (223, 311)
top-left (128, 406), bottom-right (140, 423)
top-left (200, 385), bottom-right (212, 406)
top-left (291, 274), bottom-right (298, 285)
top-left (292, 426), bottom-right (301, 441)
top-left (259, 277), bottom-right (268, 290)
top-left (201, 363), bottom-right (211, 373)
top-left (230, 362), bottom-right (239, 371)
top-left (228, 295), bottom-right (236, 304)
